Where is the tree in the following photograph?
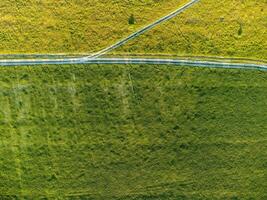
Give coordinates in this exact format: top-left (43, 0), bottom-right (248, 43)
top-left (128, 14), bottom-right (135, 25)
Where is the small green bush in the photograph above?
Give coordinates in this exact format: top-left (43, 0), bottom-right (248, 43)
top-left (128, 14), bottom-right (135, 25)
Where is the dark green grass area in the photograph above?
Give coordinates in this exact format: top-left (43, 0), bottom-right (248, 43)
top-left (0, 64), bottom-right (266, 199)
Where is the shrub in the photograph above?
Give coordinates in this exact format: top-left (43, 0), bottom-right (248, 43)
top-left (128, 14), bottom-right (135, 25)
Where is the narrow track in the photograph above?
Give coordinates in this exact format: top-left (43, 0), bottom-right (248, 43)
top-left (1, 57), bottom-right (266, 71)
top-left (87, 0), bottom-right (200, 58)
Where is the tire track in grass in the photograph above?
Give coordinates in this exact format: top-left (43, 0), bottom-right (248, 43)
top-left (43, 78), bottom-right (64, 196)
top-left (67, 73), bottom-right (79, 113)
top-left (12, 74), bottom-right (34, 196)
top-left (118, 69), bottom-right (131, 116)
top-left (9, 79), bottom-right (24, 196)
top-left (0, 88), bottom-right (20, 195)
top-left (117, 68), bottom-right (140, 145)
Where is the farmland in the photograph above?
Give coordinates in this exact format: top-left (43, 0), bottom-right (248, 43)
top-left (115, 0), bottom-right (267, 61)
top-left (0, 0), bottom-right (187, 54)
top-left (0, 64), bottom-right (266, 199)
top-left (0, 0), bottom-right (266, 199)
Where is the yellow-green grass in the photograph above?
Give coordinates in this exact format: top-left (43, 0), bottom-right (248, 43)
top-left (0, 0), bottom-right (188, 54)
top-left (115, 0), bottom-right (267, 61)
top-left (0, 64), bottom-right (266, 199)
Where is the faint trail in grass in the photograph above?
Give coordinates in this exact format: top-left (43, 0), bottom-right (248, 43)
top-left (127, 71), bottom-right (136, 99)
top-left (9, 79), bottom-right (25, 196)
top-left (118, 70), bottom-right (131, 116)
top-left (68, 73), bottom-right (78, 112)
top-left (51, 76), bottom-right (59, 111)
top-left (9, 128), bottom-right (23, 196)
top-left (0, 94), bottom-right (12, 124)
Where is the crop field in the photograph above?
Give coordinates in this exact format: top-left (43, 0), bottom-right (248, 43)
top-left (0, 64), bottom-right (266, 199)
top-left (0, 0), bottom-right (188, 54)
top-left (116, 0), bottom-right (267, 60)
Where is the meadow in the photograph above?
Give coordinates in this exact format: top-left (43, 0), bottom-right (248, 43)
top-left (0, 63), bottom-right (266, 199)
top-left (116, 0), bottom-right (267, 61)
top-left (0, 0), bottom-right (187, 54)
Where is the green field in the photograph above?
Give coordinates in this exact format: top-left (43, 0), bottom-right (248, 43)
top-left (1, 0), bottom-right (267, 199)
top-left (0, 64), bottom-right (266, 199)
top-left (116, 0), bottom-right (267, 60)
top-left (0, 0), bottom-right (187, 54)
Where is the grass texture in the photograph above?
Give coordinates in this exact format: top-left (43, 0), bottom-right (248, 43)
top-left (0, 0), bottom-right (187, 54)
top-left (116, 0), bottom-right (267, 60)
top-left (0, 64), bottom-right (266, 199)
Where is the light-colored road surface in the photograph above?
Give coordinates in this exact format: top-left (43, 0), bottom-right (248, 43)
top-left (0, 57), bottom-right (266, 71)
top-left (88, 0), bottom-right (200, 58)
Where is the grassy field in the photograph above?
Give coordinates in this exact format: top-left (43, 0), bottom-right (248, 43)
top-left (116, 0), bottom-right (267, 60)
top-left (0, 64), bottom-right (266, 199)
top-left (0, 0), bottom-right (187, 54)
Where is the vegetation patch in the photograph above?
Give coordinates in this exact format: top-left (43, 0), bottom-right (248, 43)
top-left (0, 0), bottom-right (187, 54)
top-left (0, 64), bottom-right (266, 199)
top-left (116, 0), bottom-right (267, 60)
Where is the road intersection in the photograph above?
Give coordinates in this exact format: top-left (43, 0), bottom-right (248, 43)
top-left (0, 0), bottom-right (266, 71)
